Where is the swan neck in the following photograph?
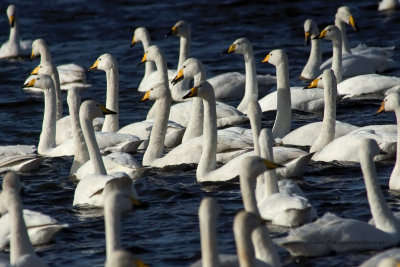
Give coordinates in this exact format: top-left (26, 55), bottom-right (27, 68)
top-left (38, 86), bottom-right (57, 154)
top-left (237, 50), bottom-right (258, 113)
top-left (51, 69), bottom-right (62, 120)
top-left (141, 35), bottom-right (156, 76)
top-left (260, 130), bottom-right (279, 196)
top-left (199, 208), bottom-right (220, 267)
top-left (178, 36), bottom-right (190, 69)
top-left (80, 112), bottom-right (107, 175)
top-left (143, 95), bottom-right (171, 165)
top-left (102, 66), bottom-right (119, 132)
top-left (8, 192), bottom-right (34, 265)
top-left (182, 97), bottom-right (204, 143)
top-left (234, 219), bottom-right (256, 267)
top-left (104, 201), bottom-right (122, 263)
top-left (335, 18), bottom-right (351, 55)
top-left (252, 226), bottom-right (282, 267)
top-left (155, 55), bottom-right (169, 85)
top-left (390, 109), bottom-right (400, 189)
top-left (331, 34), bottom-right (343, 83)
top-left (272, 59), bottom-right (291, 138)
top-left (39, 44), bottom-right (52, 64)
top-left (240, 170), bottom-right (261, 216)
top-left (360, 148), bottom-right (400, 234)
top-left (197, 91), bottom-right (217, 180)
top-left (8, 21), bottom-right (20, 54)
top-left (301, 38), bottom-right (322, 80)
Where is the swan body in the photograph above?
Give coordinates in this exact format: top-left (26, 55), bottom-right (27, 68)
top-left (359, 248), bottom-right (400, 267)
top-left (73, 101), bottom-right (139, 207)
top-left (276, 139), bottom-right (400, 256)
top-left (0, 173), bottom-right (48, 266)
top-left (378, 0), bottom-right (399, 11)
top-left (0, 5), bottom-right (32, 59)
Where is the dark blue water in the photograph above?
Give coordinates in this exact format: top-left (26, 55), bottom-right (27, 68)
top-left (0, 0), bottom-right (400, 266)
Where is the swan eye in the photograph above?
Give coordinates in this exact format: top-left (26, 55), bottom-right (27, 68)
top-left (183, 66), bottom-right (186, 68)
top-left (40, 66), bottom-right (42, 68)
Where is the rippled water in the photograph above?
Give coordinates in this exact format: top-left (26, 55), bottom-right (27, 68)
top-left (1, 0), bottom-right (400, 266)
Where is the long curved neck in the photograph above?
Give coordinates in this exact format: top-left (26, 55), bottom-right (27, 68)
top-left (301, 38), bottom-right (322, 79)
top-left (335, 17), bottom-right (351, 55)
top-left (248, 101), bottom-right (261, 156)
top-left (272, 57), bottom-right (291, 138)
top-left (361, 148), bottom-right (400, 234)
top-left (141, 33), bottom-right (156, 77)
top-left (178, 35), bottom-right (190, 70)
top-left (50, 67), bottom-right (62, 120)
top-left (104, 201), bottom-right (122, 263)
top-left (331, 34), bottom-right (343, 83)
top-left (38, 86), bottom-right (57, 154)
top-left (39, 44), bottom-right (52, 64)
top-left (260, 129), bottom-right (279, 197)
top-left (197, 89), bottom-right (217, 181)
top-left (234, 218), bottom-right (256, 267)
top-left (200, 208), bottom-right (220, 267)
top-left (69, 91), bottom-right (89, 174)
top-left (102, 66), bottom-right (119, 132)
top-left (251, 226), bottom-right (281, 267)
top-left (8, 20), bottom-right (20, 55)
top-left (80, 112), bottom-right (107, 175)
top-left (389, 108), bottom-right (400, 189)
top-left (240, 169), bottom-right (260, 217)
top-left (8, 192), bottom-right (34, 265)
top-left (310, 79), bottom-right (337, 153)
top-left (237, 48), bottom-right (258, 113)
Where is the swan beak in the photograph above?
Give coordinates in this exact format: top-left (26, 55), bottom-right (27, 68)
top-left (9, 15), bottom-right (15, 28)
top-left (165, 26), bottom-right (178, 37)
top-left (140, 52), bottom-right (148, 64)
top-left (88, 59), bottom-right (99, 71)
top-left (31, 65), bottom-right (40, 75)
top-left (261, 54), bottom-right (271, 63)
top-left (314, 29), bottom-right (327, 39)
top-left (305, 32), bottom-right (310, 46)
top-left (24, 79), bottom-right (36, 87)
top-left (30, 50), bottom-right (37, 60)
top-left (130, 35), bottom-right (136, 48)
top-left (140, 90), bottom-right (151, 102)
top-left (349, 15), bottom-right (358, 31)
top-left (133, 259), bottom-right (150, 267)
top-left (171, 69), bottom-right (184, 85)
top-left (100, 105), bottom-right (117, 115)
top-left (304, 77), bottom-right (320, 89)
top-left (130, 196), bottom-right (142, 207)
top-left (182, 86), bottom-right (199, 99)
top-left (263, 159), bottom-right (284, 169)
top-left (376, 101), bottom-right (386, 114)
top-left (222, 44), bottom-right (237, 54)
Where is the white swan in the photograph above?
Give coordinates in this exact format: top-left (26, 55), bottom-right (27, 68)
top-left (0, 172), bottom-right (48, 267)
top-left (299, 19), bottom-right (322, 81)
top-left (166, 20), bottom-right (275, 102)
top-left (0, 173), bottom-right (67, 248)
top-left (378, 0), bottom-right (399, 11)
top-left (360, 248), bottom-right (400, 267)
top-left (73, 101), bottom-right (139, 207)
top-left (0, 143), bottom-right (41, 173)
top-left (275, 139), bottom-right (400, 257)
top-left (376, 93), bottom-right (400, 190)
top-left (30, 38), bottom-right (90, 89)
top-left (241, 153), bottom-right (316, 227)
top-left (0, 5), bottom-right (32, 59)
top-left (103, 181), bottom-right (148, 267)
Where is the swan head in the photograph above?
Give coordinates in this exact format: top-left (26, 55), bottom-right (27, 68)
top-left (240, 156), bottom-right (283, 181)
top-left (23, 74), bottom-right (54, 91)
top-left (336, 6), bottom-right (358, 31)
top-left (88, 53), bottom-right (117, 72)
top-left (305, 73), bottom-right (322, 89)
top-left (130, 27), bottom-right (149, 48)
top-left (141, 45), bottom-right (163, 64)
top-left (140, 83), bottom-right (168, 102)
top-left (7, 5), bottom-right (16, 28)
top-left (79, 100), bottom-right (117, 121)
top-left (171, 58), bottom-right (204, 85)
top-left (31, 62), bottom-right (56, 76)
top-left (304, 19), bottom-right (319, 45)
top-left (261, 49), bottom-right (287, 67)
top-left (182, 81), bottom-right (214, 100)
top-left (104, 188), bottom-right (135, 214)
top-left (377, 93), bottom-right (400, 114)
top-left (314, 25), bottom-right (341, 42)
top-left (223, 37), bottom-right (252, 55)
top-left (306, 69), bottom-right (335, 90)
top-left (105, 250), bottom-right (149, 267)
top-left (199, 197), bottom-right (221, 221)
top-left (165, 20), bottom-right (191, 38)
top-left (31, 38), bottom-right (48, 59)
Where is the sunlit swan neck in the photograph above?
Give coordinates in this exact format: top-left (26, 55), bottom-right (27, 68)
top-left (140, 29), bottom-right (156, 78)
top-left (40, 63), bottom-right (62, 120)
top-left (240, 160), bottom-right (261, 217)
top-left (178, 33), bottom-right (190, 70)
top-left (248, 101), bottom-right (261, 156)
top-left (360, 141), bottom-right (400, 234)
top-left (197, 83), bottom-right (217, 180)
top-left (38, 82), bottom-right (57, 154)
top-left (234, 211), bottom-right (258, 267)
top-left (302, 36), bottom-right (322, 80)
top-left (8, 15), bottom-right (20, 56)
top-left (335, 16), bottom-right (351, 55)
top-left (102, 58), bottom-right (119, 133)
top-left (69, 89), bottom-right (89, 174)
top-left (37, 41), bottom-right (52, 64)
top-left (251, 226), bottom-right (282, 267)
top-left (104, 195), bottom-right (122, 263)
top-left (199, 198), bottom-right (220, 267)
top-left (272, 53), bottom-right (291, 138)
top-left (237, 46), bottom-right (258, 113)
top-left (331, 29), bottom-right (343, 83)
top-left (390, 107), bottom-right (400, 189)
top-left (80, 103), bottom-right (107, 175)
top-left (310, 70), bottom-right (337, 153)
top-left (260, 128), bottom-right (279, 197)
top-left (7, 191), bottom-right (34, 265)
